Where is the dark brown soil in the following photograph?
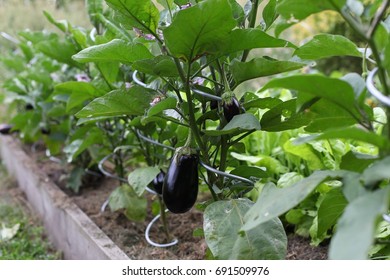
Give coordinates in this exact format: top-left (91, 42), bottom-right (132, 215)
top-left (21, 142), bottom-right (329, 260)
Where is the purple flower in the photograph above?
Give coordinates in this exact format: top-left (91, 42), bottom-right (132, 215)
top-left (180, 3), bottom-right (192, 9)
top-left (150, 96), bottom-right (162, 107)
top-left (133, 28), bottom-right (155, 41)
top-left (75, 73), bottom-right (91, 82)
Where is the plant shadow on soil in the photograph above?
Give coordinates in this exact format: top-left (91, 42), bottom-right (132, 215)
top-left (23, 141), bottom-right (328, 260)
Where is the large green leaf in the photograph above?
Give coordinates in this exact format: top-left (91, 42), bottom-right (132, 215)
top-left (283, 139), bottom-right (324, 170)
top-left (75, 86), bottom-right (155, 118)
top-left (203, 113), bottom-right (261, 136)
top-left (19, 30), bottom-right (58, 45)
top-left (329, 188), bottom-right (390, 259)
top-left (157, 0), bottom-right (174, 9)
top-left (228, 0), bottom-right (245, 24)
top-left (147, 97), bottom-right (177, 116)
top-left (260, 99), bottom-right (311, 131)
top-left (242, 171), bottom-right (346, 231)
top-left (304, 98), bottom-right (358, 132)
top-left (230, 166), bottom-right (269, 179)
top-left (105, 0), bottom-right (159, 33)
top-left (87, 0), bottom-right (104, 25)
top-left (72, 39), bottom-right (153, 64)
top-left (132, 56), bottom-right (180, 77)
top-left (294, 127), bottom-right (390, 151)
top-left (317, 188), bottom-right (348, 236)
top-left (361, 156), bottom-right (390, 187)
top-left (203, 199), bottom-right (286, 260)
top-left (53, 81), bottom-right (104, 113)
top-left (294, 34), bottom-right (362, 60)
top-left (220, 29), bottom-right (296, 55)
top-left (96, 13), bottom-right (132, 40)
top-left (43, 10), bottom-right (70, 33)
top-left (230, 58), bottom-right (305, 85)
top-left (63, 133), bottom-right (101, 163)
top-left (128, 167), bottom-right (160, 196)
top-left (261, 75), bottom-right (361, 120)
top-left (36, 39), bottom-right (79, 67)
top-left (340, 151), bottom-right (376, 173)
top-left (276, 0), bottom-right (346, 20)
top-left (163, 0), bottom-right (236, 61)
top-left (243, 97), bottom-right (282, 110)
top-left (231, 152), bottom-right (289, 175)
top-left (341, 171), bottom-right (368, 202)
top-left (108, 185), bottom-right (147, 221)
top-left (263, 0), bottom-right (278, 31)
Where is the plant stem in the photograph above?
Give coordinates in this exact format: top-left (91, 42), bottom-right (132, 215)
top-left (229, 130), bottom-right (256, 146)
top-left (241, 0), bottom-right (260, 62)
top-left (219, 136), bottom-right (228, 173)
top-left (366, 1), bottom-right (390, 144)
top-left (367, 0), bottom-right (390, 38)
top-left (368, 40), bottom-right (390, 96)
top-left (158, 197), bottom-right (172, 241)
top-left (174, 57), bottom-right (219, 200)
top-left (165, 0), bottom-right (173, 20)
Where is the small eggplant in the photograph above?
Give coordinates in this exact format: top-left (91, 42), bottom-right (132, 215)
top-left (222, 91), bottom-right (240, 122)
top-left (162, 148), bottom-right (199, 214)
top-left (0, 124), bottom-right (13, 135)
top-left (40, 127), bottom-right (51, 135)
top-left (25, 103), bottom-right (34, 110)
top-left (210, 100), bottom-right (218, 110)
top-left (149, 169), bottom-right (165, 195)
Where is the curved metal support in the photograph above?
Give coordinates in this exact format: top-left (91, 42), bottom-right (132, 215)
top-left (132, 70), bottom-right (148, 88)
top-left (366, 67), bottom-right (390, 107)
top-left (0, 32), bottom-right (19, 44)
top-left (98, 153), bottom-right (128, 183)
top-left (191, 88), bottom-right (222, 101)
top-left (98, 153), bottom-right (158, 213)
top-left (383, 214), bottom-right (390, 223)
top-left (45, 149), bottom-right (62, 163)
top-left (135, 134), bottom-right (254, 185)
top-left (145, 210), bottom-right (178, 248)
top-left (84, 168), bottom-right (104, 177)
top-left (137, 130), bottom-right (176, 151)
top-left (89, 28), bottom-right (97, 42)
top-left (199, 160), bottom-right (255, 185)
top-left (100, 198), bottom-right (110, 213)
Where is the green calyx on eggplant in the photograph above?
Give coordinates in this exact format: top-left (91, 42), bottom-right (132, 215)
top-left (221, 91), bottom-right (241, 122)
top-left (149, 169), bottom-right (165, 195)
top-left (162, 147), bottom-right (199, 214)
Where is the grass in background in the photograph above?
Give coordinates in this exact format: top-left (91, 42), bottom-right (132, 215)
top-left (0, 0), bottom-right (90, 35)
top-left (0, 164), bottom-right (60, 260)
top-left (0, 0), bottom-right (90, 72)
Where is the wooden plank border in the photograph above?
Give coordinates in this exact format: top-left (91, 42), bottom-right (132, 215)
top-left (0, 135), bottom-right (130, 260)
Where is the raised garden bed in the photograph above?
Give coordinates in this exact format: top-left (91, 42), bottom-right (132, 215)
top-left (0, 135), bottom-right (129, 260)
top-left (0, 135), bottom-right (328, 260)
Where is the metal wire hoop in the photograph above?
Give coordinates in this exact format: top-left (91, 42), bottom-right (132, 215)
top-left (199, 160), bottom-right (255, 185)
top-left (132, 70), bottom-right (149, 88)
top-left (366, 67), bottom-right (390, 107)
top-left (98, 153), bottom-right (158, 214)
top-left (145, 209), bottom-right (179, 248)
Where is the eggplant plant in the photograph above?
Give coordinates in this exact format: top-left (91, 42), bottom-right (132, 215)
top-left (1, 0), bottom-right (390, 260)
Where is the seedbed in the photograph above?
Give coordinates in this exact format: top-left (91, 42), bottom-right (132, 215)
top-left (2, 0), bottom-right (389, 260)
top-left (0, 135), bottom-right (328, 260)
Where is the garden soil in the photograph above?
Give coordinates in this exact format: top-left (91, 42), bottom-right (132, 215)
top-left (22, 142), bottom-right (328, 260)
